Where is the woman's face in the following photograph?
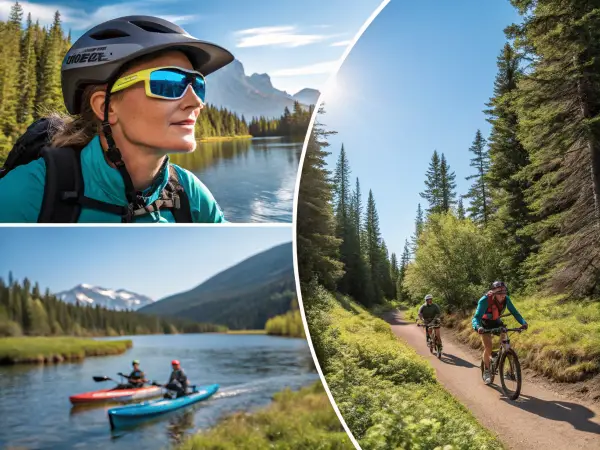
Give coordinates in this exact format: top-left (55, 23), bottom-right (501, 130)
top-left (108, 51), bottom-right (203, 154)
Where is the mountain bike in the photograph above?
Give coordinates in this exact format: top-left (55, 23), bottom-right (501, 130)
top-left (417, 319), bottom-right (443, 358)
top-left (480, 314), bottom-right (526, 400)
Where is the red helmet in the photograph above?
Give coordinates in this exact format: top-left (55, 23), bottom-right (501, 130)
top-left (171, 359), bottom-right (180, 366)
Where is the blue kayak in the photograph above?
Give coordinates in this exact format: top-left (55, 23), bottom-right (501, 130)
top-left (107, 384), bottom-right (219, 429)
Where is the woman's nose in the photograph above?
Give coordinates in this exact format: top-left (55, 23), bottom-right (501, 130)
top-left (181, 84), bottom-right (203, 109)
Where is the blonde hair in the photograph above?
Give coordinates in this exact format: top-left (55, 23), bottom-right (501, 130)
top-left (46, 85), bottom-right (109, 149)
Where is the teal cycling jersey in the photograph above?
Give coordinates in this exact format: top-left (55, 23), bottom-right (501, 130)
top-left (471, 294), bottom-right (526, 330)
top-left (0, 135), bottom-right (225, 223)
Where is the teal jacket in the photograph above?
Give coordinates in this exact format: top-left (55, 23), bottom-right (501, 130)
top-left (0, 136), bottom-right (225, 223)
top-left (471, 294), bottom-right (526, 330)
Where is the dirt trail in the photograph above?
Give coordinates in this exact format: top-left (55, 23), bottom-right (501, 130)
top-left (385, 310), bottom-right (600, 449)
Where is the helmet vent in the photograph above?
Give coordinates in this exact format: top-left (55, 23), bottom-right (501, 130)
top-left (90, 29), bottom-right (130, 40)
top-left (129, 20), bottom-right (177, 33)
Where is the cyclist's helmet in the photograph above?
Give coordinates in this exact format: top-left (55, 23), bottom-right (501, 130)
top-left (491, 281), bottom-right (508, 293)
top-left (62, 15), bottom-right (234, 115)
top-left (424, 294), bottom-right (433, 301)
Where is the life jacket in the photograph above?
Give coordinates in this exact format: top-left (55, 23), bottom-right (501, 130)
top-left (482, 291), bottom-right (506, 321)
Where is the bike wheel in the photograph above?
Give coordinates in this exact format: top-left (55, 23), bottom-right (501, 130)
top-left (499, 349), bottom-right (522, 400)
top-left (436, 338), bottom-right (442, 358)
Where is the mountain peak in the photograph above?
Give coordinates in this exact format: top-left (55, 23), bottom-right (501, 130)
top-left (139, 242), bottom-right (295, 329)
top-left (205, 58), bottom-right (320, 119)
top-left (55, 284), bottom-right (154, 311)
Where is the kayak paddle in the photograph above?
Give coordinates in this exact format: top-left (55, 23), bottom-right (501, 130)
top-left (93, 376), bottom-right (115, 383)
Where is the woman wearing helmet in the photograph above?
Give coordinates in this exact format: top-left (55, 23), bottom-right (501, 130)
top-left (472, 281), bottom-right (528, 385)
top-left (0, 16), bottom-right (233, 223)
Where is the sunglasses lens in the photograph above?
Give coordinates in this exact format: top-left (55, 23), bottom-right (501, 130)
top-left (149, 69), bottom-right (205, 101)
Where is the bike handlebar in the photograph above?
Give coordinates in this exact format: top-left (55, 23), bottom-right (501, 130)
top-left (482, 327), bottom-right (525, 335)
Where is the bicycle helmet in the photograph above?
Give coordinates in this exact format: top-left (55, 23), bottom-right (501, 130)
top-left (424, 294), bottom-right (433, 301)
top-left (62, 15), bottom-right (234, 115)
top-left (491, 281), bottom-right (508, 293)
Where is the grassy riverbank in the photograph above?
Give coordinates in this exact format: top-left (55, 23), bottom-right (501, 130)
top-left (178, 381), bottom-right (353, 449)
top-left (306, 284), bottom-right (503, 450)
top-left (408, 295), bottom-right (600, 383)
top-left (199, 135), bottom-right (253, 143)
top-left (225, 330), bottom-right (266, 335)
top-left (265, 309), bottom-right (305, 338)
top-left (0, 337), bottom-right (132, 364)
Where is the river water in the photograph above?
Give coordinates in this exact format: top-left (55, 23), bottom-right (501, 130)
top-left (0, 333), bottom-right (317, 450)
top-left (171, 137), bottom-right (303, 223)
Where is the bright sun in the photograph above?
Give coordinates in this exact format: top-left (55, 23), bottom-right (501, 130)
top-left (320, 73), bottom-right (343, 106)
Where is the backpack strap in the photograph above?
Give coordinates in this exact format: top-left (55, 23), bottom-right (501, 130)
top-left (163, 165), bottom-right (193, 223)
top-left (38, 147), bottom-right (83, 223)
top-left (37, 150), bottom-right (192, 223)
top-left (38, 146), bottom-right (133, 222)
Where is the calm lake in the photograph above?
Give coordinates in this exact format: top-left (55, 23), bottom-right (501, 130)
top-left (171, 137), bottom-right (303, 223)
top-left (0, 333), bottom-right (317, 450)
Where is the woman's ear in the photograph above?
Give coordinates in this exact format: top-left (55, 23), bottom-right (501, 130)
top-left (90, 89), bottom-right (118, 125)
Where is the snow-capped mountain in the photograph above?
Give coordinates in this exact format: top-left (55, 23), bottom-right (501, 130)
top-left (54, 284), bottom-right (154, 311)
top-left (205, 59), bottom-right (320, 119)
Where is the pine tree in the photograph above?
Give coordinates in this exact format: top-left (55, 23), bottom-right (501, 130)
top-left (380, 240), bottom-right (395, 300)
top-left (508, 1), bottom-right (600, 296)
top-left (440, 153), bottom-right (457, 212)
top-left (420, 151), bottom-right (443, 214)
top-left (333, 144), bottom-right (354, 295)
top-left (17, 13), bottom-right (37, 127)
top-left (333, 144), bottom-right (351, 228)
top-left (296, 107), bottom-right (344, 291)
top-left (485, 42), bottom-right (533, 289)
top-left (0, 2), bottom-right (23, 137)
top-left (411, 203), bottom-right (424, 254)
top-left (390, 252), bottom-right (399, 289)
top-left (397, 239), bottom-right (411, 300)
top-left (465, 130), bottom-right (491, 224)
top-left (457, 197), bottom-right (466, 220)
top-left (365, 190), bottom-right (384, 303)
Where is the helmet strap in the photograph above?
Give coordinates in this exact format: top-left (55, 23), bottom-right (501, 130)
top-left (102, 84), bottom-right (142, 221)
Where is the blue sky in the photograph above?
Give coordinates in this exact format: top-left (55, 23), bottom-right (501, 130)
top-left (0, 0), bottom-right (383, 95)
top-left (0, 226), bottom-right (292, 299)
top-left (320, 0), bottom-right (522, 258)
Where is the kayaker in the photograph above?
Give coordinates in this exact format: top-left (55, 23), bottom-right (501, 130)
top-left (127, 360), bottom-right (147, 388)
top-left (165, 360), bottom-right (189, 398)
top-left (0, 15), bottom-right (233, 223)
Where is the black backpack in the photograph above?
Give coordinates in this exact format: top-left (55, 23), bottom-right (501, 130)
top-left (0, 118), bottom-right (193, 223)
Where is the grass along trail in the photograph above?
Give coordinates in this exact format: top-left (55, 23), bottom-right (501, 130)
top-left (385, 310), bottom-right (600, 449)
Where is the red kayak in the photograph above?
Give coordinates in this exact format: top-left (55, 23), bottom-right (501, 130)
top-left (70, 385), bottom-right (162, 405)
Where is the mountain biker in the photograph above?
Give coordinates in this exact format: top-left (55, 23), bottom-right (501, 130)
top-left (165, 359), bottom-right (189, 398)
top-left (0, 15), bottom-right (233, 223)
top-left (472, 281), bottom-right (528, 385)
top-left (418, 294), bottom-right (442, 346)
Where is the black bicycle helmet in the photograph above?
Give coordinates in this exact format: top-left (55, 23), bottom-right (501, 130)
top-left (62, 15), bottom-right (234, 115)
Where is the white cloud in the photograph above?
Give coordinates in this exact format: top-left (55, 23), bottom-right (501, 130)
top-left (234, 25), bottom-right (333, 48)
top-left (0, 1), bottom-right (199, 31)
top-left (270, 60), bottom-right (338, 77)
top-left (330, 39), bottom-right (352, 47)
top-left (0, 0), bottom-right (78, 26)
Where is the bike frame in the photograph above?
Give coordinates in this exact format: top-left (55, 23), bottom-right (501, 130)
top-left (417, 319), bottom-right (443, 357)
